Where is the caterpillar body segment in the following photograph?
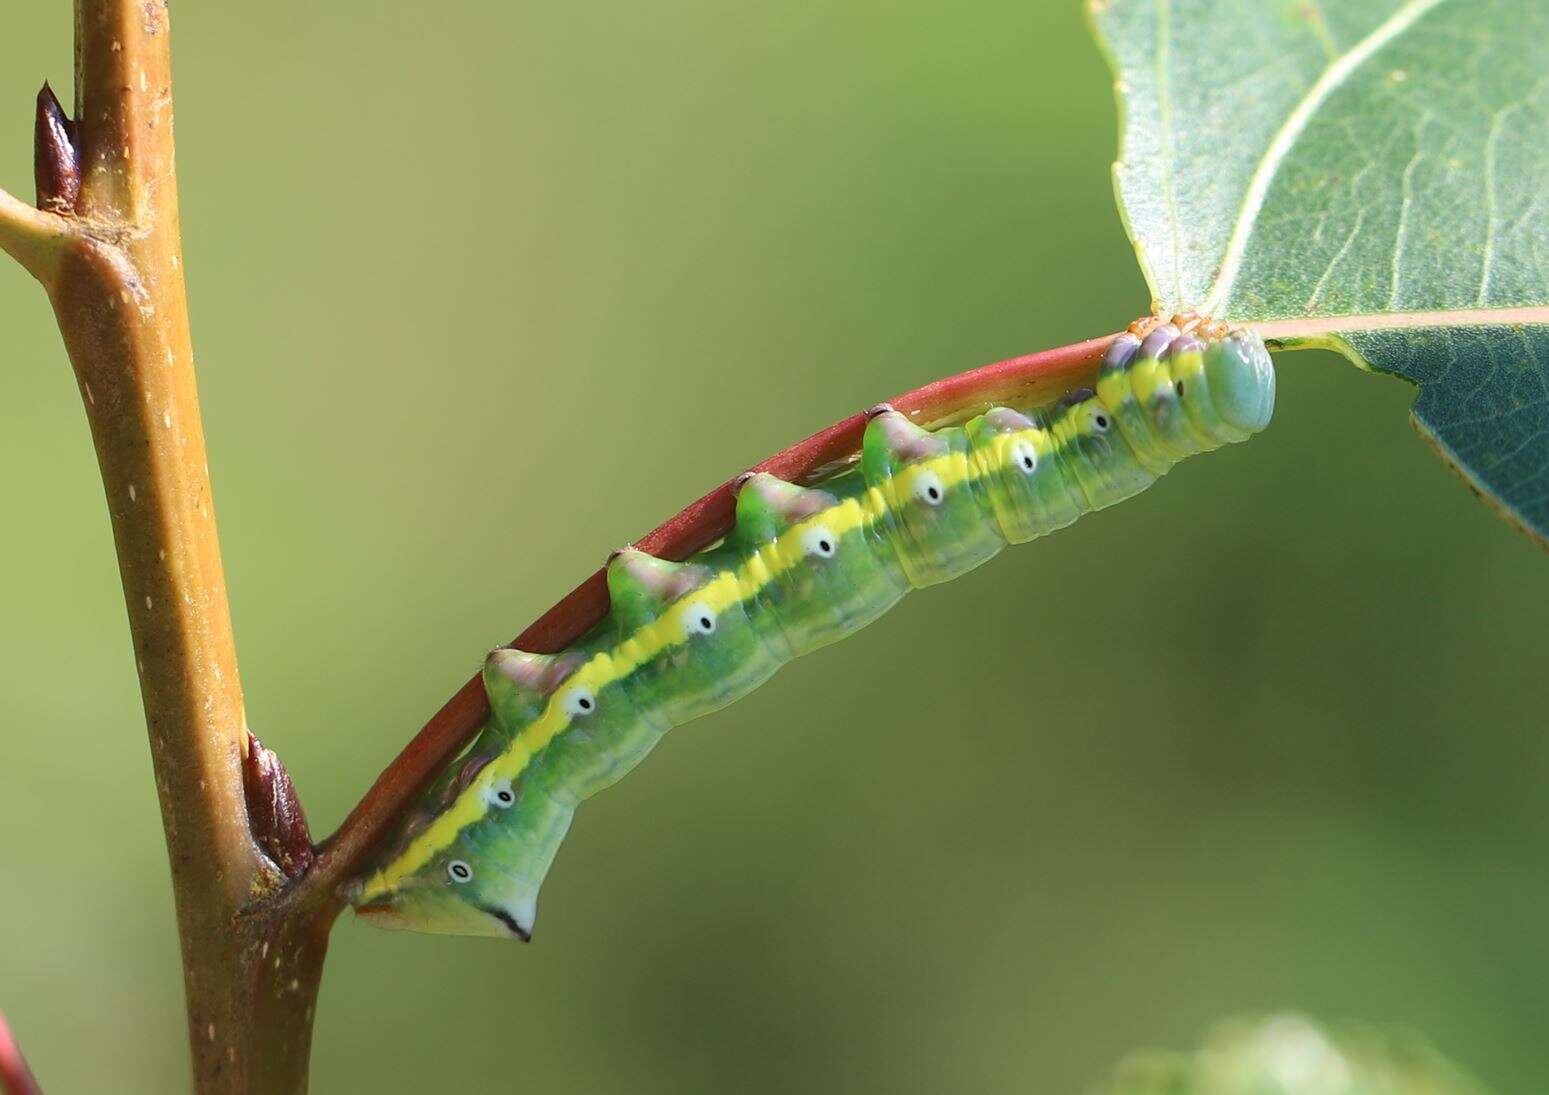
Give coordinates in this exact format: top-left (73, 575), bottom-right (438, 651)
top-left (728, 476), bottom-right (905, 658)
top-left (353, 326), bottom-right (1275, 939)
top-left (864, 407), bottom-right (1005, 588)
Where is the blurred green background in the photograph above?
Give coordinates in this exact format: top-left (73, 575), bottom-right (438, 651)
top-left (1, 2), bottom-right (1544, 1091)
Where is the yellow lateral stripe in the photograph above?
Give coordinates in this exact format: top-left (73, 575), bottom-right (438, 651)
top-left (359, 425), bottom-right (1049, 898)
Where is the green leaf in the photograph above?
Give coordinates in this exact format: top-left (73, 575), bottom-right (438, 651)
top-left (1090, 0), bottom-right (1549, 544)
top-left (1098, 1014), bottom-right (1487, 1095)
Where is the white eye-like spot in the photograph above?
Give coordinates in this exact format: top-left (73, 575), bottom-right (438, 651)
top-left (1010, 439), bottom-right (1038, 475)
top-left (487, 781), bottom-right (516, 809)
top-left (912, 470), bottom-right (945, 506)
top-left (801, 525), bottom-right (837, 558)
top-left (447, 859), bottom-right (473, 884)
top-left (682, 601), bottom-right (717, 638)
top-left (1090, 409), bottom-right (1111, 433)
top-left (562, 686), bottom-right (596, 716)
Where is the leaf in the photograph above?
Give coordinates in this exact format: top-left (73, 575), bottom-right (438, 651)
top-left (1098, 1013), bottom-right (1487, 1095)
top-left (1091, 0), bottom-right (1549, 544)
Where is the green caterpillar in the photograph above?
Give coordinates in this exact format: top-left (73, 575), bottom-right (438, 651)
top-left (353, 322), bottom-right (1275, 939)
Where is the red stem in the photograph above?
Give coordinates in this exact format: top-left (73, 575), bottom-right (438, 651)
top-left (0, 1011), bottom-right (41, 1095)
top-left (304, 332), bottom-right (1117, 904)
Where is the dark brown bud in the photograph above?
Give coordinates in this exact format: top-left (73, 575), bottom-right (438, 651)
top-left (34, 82), bottom-right (79, 214)
top-left (243, 730), bottom-right (316, 878)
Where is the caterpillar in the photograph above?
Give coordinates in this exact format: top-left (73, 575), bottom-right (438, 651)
top-left (353, 321), bottom-right (1275, 939)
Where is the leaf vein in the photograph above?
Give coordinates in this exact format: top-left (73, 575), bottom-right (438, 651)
top-left (1306, 206), bottom-right (1366, 314)
top-left (1387, 117), bottom-right (1431, 312)
top-left (1203, 0), bottom-right (1451, 317)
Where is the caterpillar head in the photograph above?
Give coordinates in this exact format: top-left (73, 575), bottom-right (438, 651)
top-left (1101, 324), bottom-right (1275, 457)
top-left (1200, 327), bottom-right (1275, 435)
top-left (1155, 326), bottom-right (1276, 445)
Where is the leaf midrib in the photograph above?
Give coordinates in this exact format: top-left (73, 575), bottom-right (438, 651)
top-left (1255, 305), bottom-right (1549, 345)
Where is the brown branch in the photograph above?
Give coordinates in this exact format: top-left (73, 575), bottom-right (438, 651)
top-left (301, 332), bottom-right (1118, 910)
top-left (59, 0), bottom-right (261, 906)
top-left (1, 2), bottom-right (324, 1090)
top-left (0, 1010), bottom-right (42, 1095)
